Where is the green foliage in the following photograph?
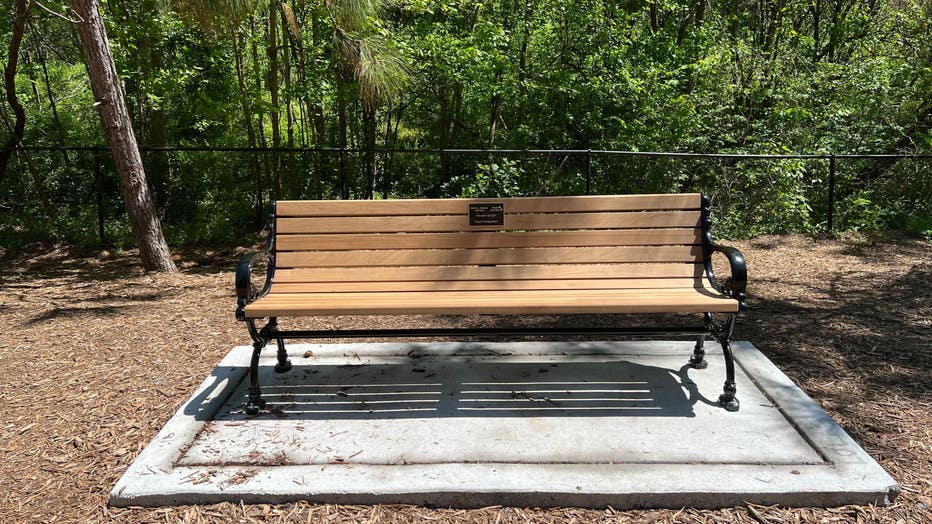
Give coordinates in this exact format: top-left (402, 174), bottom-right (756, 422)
top-left (1, 0), bottom-right (931, 246)
top-left (446, 158), bottom-right (523, 198)
top-left (907, 216), bottom-right (932, 239)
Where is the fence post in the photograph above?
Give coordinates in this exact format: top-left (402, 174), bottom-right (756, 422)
top-left (585, 149), bottom-right (592, 195)
top-left (340, 148), bottom-right (348, 200)
top-left (827, 154), bottom-right (836, 232)
top-left (94, 147), bottom-right (105, 245)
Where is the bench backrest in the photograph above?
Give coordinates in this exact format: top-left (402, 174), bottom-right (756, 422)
top-left (271, 194), bottom-right (705, 292)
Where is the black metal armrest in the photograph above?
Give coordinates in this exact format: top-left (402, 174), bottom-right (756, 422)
top-left (707, 244), bottom-right (747, 304)
top-left (236, 253), bottom-right (259, 321)
top-left (699, 194), bottom-right (747, 310)
top-left (235, 251), bottom-right (276, 321)
top-left (236, 205), bottom-right (278, 321)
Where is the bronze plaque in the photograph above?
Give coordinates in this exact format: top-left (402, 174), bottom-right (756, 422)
top-left (468, 202), bottom-right (504, 226)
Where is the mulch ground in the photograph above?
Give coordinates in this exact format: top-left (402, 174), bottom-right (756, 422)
top-left (0, 234), bottom-right (929, 523)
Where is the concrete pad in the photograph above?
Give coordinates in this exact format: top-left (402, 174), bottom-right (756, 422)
top-left (111, 341), bottom-right (899, 508)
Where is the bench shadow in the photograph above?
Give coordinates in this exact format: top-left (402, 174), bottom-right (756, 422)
top-left (187, 359), bottom-right (718, 421)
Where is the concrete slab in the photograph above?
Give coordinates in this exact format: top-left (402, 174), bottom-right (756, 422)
top-left (111, 341), bottom-right (899, 509)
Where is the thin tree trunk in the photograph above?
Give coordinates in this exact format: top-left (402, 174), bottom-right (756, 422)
top-left (0, 0), bottom-right (28, 181)
top-left (232, 27), bottom-right (263, 225)
top-left (336, 71), bottom-right (348, 198)
top-left (307, 5), bottom-right (324, 195)
top-left (309, 3), bottom-right (325, 145)
top-left (516, 0), bottom-right (532, 126)
top-left (33, 26), bottom-right (70, 167)
top-left (71, 0), bottom-right (176, 272)
top-left (250, 15), bottom-right (271, 201)
top-left (382, 102), bottom-right (393, 197)
top-left (438, 83), bottom-right (450, 179)
top-left (267, 0), bottom-right (281, 201)
top-left (139, 0), bottom-right (169, 208)
top-left (363, 106), bottom-right (376, 199)
top-left (488, 72), bottom-right (502, 148)
top-left (281, 13), bottom-right (295, 198)
top-left (811, 0), bottom-right (821, 60)
top-left (25, 50), bottom-right (43, 110)
top-left (649, 1), bottom-right (659, 32)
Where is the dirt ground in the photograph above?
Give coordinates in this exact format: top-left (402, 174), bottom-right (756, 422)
top-left (0, 234), bottom-right (930, 523)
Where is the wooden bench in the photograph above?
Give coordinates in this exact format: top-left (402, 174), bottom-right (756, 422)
top-left (235, 193), bottom-right (747, 414)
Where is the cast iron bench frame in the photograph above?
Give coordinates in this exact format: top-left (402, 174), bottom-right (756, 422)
top-left (235, 194), bottom-right (747, 415)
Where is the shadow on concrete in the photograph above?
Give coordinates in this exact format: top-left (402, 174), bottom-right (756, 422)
top-left (186, 359), bottom-right (721, 421)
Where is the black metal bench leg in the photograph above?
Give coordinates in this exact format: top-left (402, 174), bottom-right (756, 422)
top-left (689, 335), bottom-right (708, 369)
top-left (710, 313), bottom-right (740, 412)
top-left (245, 339), bottom-right (267, 415)
top-left (718, 337), bottom-right (740, 412)
top-left (274, 338), bottom-right (292, 373)
top-left (265, 316), bottom-right (292, 373)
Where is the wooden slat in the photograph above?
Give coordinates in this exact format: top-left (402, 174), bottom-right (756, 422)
top-left (276, 194), bottom-right (701, 217)
top-left (245, 288), bottom-right (738, 317)
top-left (276, 245), bottom-right (700, 268)
top-left (262, 287), bottom-right (722, 300)
top-left (270, 277), bottom-right (713, 293)
top-left (277, 211), bottom-right (701, 234)
top-left (274, 263), bottom-right (704, 283)
top-left (276, 228), bottom-right (701, 251)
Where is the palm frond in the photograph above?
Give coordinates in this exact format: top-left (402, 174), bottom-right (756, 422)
top-left (333, 28), bottom-right (360, 72)
top-left (326, 0), bottom-right (389, 33)
top-left (354, 34), bottom-right (410, 109)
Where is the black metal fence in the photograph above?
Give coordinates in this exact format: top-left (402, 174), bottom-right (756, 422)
top-left (3, 145), bottom-right (931, 246)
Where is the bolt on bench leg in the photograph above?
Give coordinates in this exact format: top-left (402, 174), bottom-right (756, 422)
top-left (689, 335), bottom-right (708, 369)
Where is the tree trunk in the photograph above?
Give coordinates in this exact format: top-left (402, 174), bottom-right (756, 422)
top-left (649, 1), bottom-right (659, 32)
top-left (71, 0), bottom-right (176, 272)
top-left (308, 3), bottom-right (325, 144)
top-left (811, 0), bottom-right (821, 60)
top-left (232, 27), bottom-right (263, 225)
top-left (438, 83), bottom-right (450, 180)
top-left (382, 101), bottom-right (393, 197)
top-left (33, 22), bottom-right (70, 168)
top-left (138, 0), bottom-right (170, 208)
top-left (0, 0), bottom-right (28, 182)
top-left (488, 71), bottom-right (502, 148)
top-left (363, 106), bottom-right (377, 199)
top-left (250, 15), bottom-right (271, 201)
top-left (516, 0), bottom-right (532, 126)
top-left (336, 70), bottom-right (349, 199)
top-left (267, 0), bottom-right (281, 201)
top-left (281, 13), bottom-right (296, 198)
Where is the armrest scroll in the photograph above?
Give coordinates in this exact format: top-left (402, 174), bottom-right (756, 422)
top-left (706, 244), bottom-right (747, 309)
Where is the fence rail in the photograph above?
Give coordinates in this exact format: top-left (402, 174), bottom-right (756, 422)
top-left (17, 145), bottom-right (932, 159)
top-left (5, 145), bottom-right (932, 245)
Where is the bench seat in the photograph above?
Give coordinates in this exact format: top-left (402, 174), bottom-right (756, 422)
top-left (245, 285), bottom-right (739, 317)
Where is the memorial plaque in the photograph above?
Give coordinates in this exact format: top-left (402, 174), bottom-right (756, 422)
top-left (468, 202), bottom-right (505, 226)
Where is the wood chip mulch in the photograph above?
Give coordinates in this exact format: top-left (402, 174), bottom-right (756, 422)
top-left (0, 234), bottom-right (929, 523)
